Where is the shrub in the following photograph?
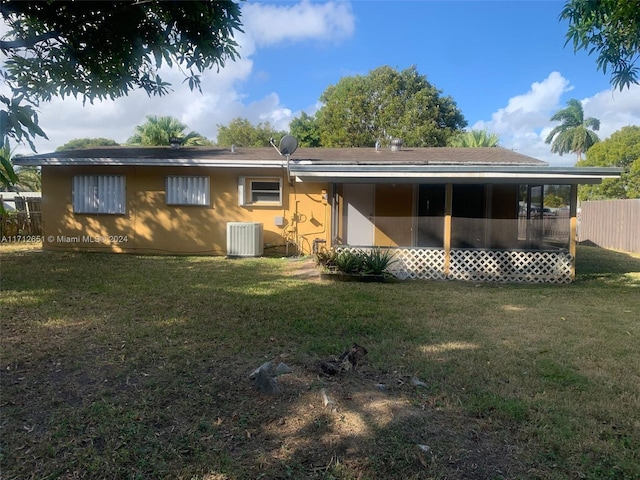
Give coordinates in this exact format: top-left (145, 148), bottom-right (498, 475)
top-left (317, 248), bottom-right (397, 276)
top-left (363, 247), bottom-right (396, 275)
top-left (315, 248), bottom-right (337, 269)
top-left (333, 250), bottom-right (365, 274)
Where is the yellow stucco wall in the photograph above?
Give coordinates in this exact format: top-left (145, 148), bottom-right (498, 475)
top-left (374, 184), bottom-right (414, 246)
top-left (40, 165), bottom-right (330, 255)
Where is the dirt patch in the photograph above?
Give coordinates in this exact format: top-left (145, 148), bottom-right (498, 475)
top-left (283, 256), bottom-right (322, 282)
top-left (237, 354), bottom-right (525, 479)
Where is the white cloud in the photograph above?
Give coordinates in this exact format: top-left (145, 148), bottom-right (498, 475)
top-left (474, 72), bottom-right (640, 167)
top-left (479, 72), bottom-right (572, 133)
top-left (242, 0), bottom-right (355, 47)
top-left (8, 1), bottom-right (355, 154)
top-left (583, 87), bottom-right (640, 138)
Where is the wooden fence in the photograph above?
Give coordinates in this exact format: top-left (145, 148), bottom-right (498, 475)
top-left (577, 199), bottom-right (640, 253)
top-left (1, 196), bottom-right (43, 238)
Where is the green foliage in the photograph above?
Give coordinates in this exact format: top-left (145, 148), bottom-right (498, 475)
top-left (14, 166), bottom-right (41, 192)
top-left (577, 125), bottom-right (640, 200)
top-left (448, 129), bottom-right (500, 147)
top-left (545, 99), bottom-right (600, 160)
top-left (127, 115), bottom-right (210, 146)
top-left (333, 250), bottom-right (365, 274)
top-left (544, 193), bottom-right (565, 208)
top-left (1, 1), bottom-right (242, 102)
top-left (1, 1), bottom-right (242, 150)
top-left (216, 118), bottom-right (287, 147)
top-left (56, 138), bottom-right (119, 151)
top-left (315, 248), bottom-right (337, 269)
top-left (289, 112), bottom-right (321, 147)
top-left (628, 160), bottom-right (640, 198)
top-left (315, 65), bottom-right (467, 147)
top-left (560, 0), bottom-right (640, 91)
top-left (0, 145), bottom-right (19, 190)
top-left (362, 247), bottom-right (397, 275)
top-left (0, 95), bottom-right (49, 152)
top-left (320, 248), bottom-right (396, 276)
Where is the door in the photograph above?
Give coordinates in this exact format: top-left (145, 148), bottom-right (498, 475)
top-left (343, 184), bottom-right (374, 246)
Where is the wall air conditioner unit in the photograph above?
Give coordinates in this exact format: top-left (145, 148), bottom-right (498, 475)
top-left (226, 222), bottom-right (264, 257)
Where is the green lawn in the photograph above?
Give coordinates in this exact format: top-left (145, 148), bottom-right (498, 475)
top-left (1, 244), bottom-right (639, 479)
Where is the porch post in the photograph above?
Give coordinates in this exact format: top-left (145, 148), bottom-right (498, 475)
top-left (569, 184), bottom-right (578, 280)
top-left (331, 183), bottom-right (339, 246)
top-left (444, 183), bottom-right (453, 277)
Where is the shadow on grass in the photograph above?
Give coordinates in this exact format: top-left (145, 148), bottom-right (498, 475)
top-left (2, 248), bottom-right (639, 479)
top-left (0, 250), bottom-right (532, 479)
top-left (575, 245), bottom-right (640, 286)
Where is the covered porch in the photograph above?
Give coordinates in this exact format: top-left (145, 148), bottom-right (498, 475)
top-left (290, 160), bottom-right (620, 283)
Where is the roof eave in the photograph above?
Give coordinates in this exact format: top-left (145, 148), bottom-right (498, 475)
top-left (290, 166), bottom-right (622, 185)
top-left (13, 157), bottom-right (287, 168)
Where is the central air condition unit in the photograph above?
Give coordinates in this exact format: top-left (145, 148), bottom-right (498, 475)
top-left (227, 222), bottom-right (264, 257)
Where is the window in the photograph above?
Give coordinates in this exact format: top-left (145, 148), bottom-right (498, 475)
top-left (238, 177), bottom-right (282, 206)
top-left (73, 175), bottom-right (125, 214)
top-left (166, 176), bottom-right (210, 206)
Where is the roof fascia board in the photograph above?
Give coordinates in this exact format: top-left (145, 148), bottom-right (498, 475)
top-left (291, 171), bottom-right (620, 179)
top-left (13, 157), bottom-right (286, 168)
top-left (288, 164), bottom-right (622, 175)
top-left (294, 176), bottom-right (608, 185)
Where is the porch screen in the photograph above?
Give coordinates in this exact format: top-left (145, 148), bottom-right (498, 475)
top-left (72, 175), bottom-right (125, 214)
top-left (417, 184), bottom-right (446, 247)
top-left (166, 176), bottom-right (210, 206)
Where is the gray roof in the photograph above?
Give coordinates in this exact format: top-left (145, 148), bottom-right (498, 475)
top-left (14, 146), bottom-right (620, 185)
top-left (15, 146), bottom-right (547, 166)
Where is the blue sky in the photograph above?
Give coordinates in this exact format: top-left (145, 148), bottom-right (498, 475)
top-left (5, 1), bottom-right (640, 166)
top-left (246, 1), bottom-right (607, 116)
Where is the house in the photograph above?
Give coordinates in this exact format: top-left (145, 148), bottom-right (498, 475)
top-left (15, 145), bottom-right (620, 283)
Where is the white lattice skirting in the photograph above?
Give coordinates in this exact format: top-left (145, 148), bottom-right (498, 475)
top-left (449, 249), bottom-right (573, 283)
top-left (335, 247), bottom-right (573, 284)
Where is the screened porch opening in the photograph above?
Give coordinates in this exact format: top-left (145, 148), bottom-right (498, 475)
top-left (415, 183), bottom-right (571, 251)
top-left (336, 182), bottom-right (576, 283)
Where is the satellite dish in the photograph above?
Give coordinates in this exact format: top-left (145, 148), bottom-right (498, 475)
top-left (279, 135), bottom-right (298, 156)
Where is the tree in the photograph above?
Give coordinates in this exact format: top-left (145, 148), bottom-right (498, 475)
top-left (14, 166), bottom-right (42, 192)
top-left (576, 125), bottom-right (640, 200)
top-left (545, 185), bottom-right (571, 207)
top-left (289, 112), bottom-right (321, 147)
top-left (1, 1), bottom-right (243, 150)
top-left (1, 148), bottom-right (41, 192)
top-left (448, 129), bottom-right (500, 147)
top-left (315, 66), bottom-right (467, 148)
top-left (216, 118), bottom-right (287, 147)
top-left (560, 0), bottom-right (640, 91)
top-left (0, 146), bottom-right (19, 191)
top-left (545, 99), bottom-right (600, 161)
top-left (544, 193), bottom-right (565, 208)
top-left (56, 138), bottom-right (119, 151)
top-left (128, 115), bottom-right (210, 146)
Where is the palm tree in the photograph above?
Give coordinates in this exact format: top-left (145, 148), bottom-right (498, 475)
top-left (545, 99), bottom-right (600, 161)
top-left (127, 115), bottom-right (211, 146)
top-left (448, 129), bottom-right (500, 147)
